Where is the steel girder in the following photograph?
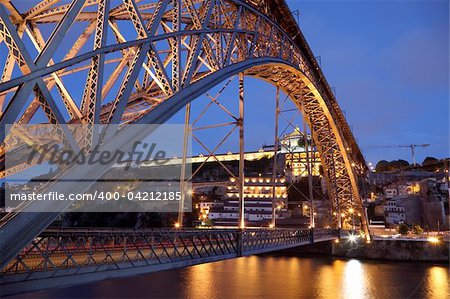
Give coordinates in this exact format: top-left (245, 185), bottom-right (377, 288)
top-left (0, 0), bottom-right (369, 263)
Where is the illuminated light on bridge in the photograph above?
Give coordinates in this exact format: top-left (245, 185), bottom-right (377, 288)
top-left (428, 237), bottom-right (441, 244)
top-left (348, 234), bottom-right (358, 243)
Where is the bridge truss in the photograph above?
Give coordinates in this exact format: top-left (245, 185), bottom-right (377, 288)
top-left (0, 0), bottom-right (370, 273)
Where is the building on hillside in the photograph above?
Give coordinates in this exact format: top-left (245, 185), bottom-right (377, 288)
top-left (206, 176), bottom-right (288, 226)
top-left (125, 127), bottom-right (322, 184)
top-left (383, 180), bottom-right (420, 199)
top-left (278, 127), bottom-right (321, 183)
top-left (384, 188), bottom-right (397, 199)
top-left (384, 200), bottom-right (405, 224)
top-left (383, 196), bottom-right (423, 226)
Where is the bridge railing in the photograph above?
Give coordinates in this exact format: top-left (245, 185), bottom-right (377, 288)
top-left (1, 229), bottom-right (240, 278)
top-left (1, 228), bottom-right (339, 286)
top-left (0, 228), bottom-right (338, 296)
top-left (312, 228), bottom-right (341, 241)
top-left (242, 228), bottom-right (312, 255)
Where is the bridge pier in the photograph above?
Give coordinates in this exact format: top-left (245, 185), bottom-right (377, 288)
top-left (310, 229), bottom-right (315, 243)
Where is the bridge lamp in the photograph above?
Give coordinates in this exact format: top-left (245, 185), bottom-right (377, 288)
top-left (428, 237), bottom-right (440, 244)
top-left (174, 222), bottom-right (180, 229)
top-left (269, 224), bottom-right (274, 229)
top-left (240, 220), bottom-right (246, 229)
top-left (348, 234), bottom-right (358, 242)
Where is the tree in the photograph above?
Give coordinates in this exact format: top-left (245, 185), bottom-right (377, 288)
top-left (412, 224), bottom-right (423, 235)
top-left (390, 159), bottom-right (409, 171)
top-left (422, 157), bottom-right (438, 166)
top-left (421, 157), bottom-right (439, 172)
top-left (398, 223), bottom-right (409, 235)
top-left (375, 160), bottom-right (391, 172)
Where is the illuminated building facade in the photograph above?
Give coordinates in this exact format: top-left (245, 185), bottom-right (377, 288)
top-left (279, 127), bottom-right (321, 183)
top-left (206, 177), bottom-right (288, 225)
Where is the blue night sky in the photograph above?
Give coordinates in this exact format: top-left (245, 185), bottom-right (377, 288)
top-left (4, 0), bottom-right (449, 166)
top-left (284, 0), bottom-right (449, 164)
top-left (185, 0), bottom-right (449, 165)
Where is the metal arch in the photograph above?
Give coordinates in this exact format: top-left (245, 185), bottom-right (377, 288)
top-left (132, 59), bottom-right (369, 237)
top-left (51, 56), bottom-right (367, 235)
top-left (0, 0), bottom-right (371, 262)
top-left (0, 58), bottom-right (366, 270)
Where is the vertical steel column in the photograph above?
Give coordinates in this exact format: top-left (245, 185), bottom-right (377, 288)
top-left (446, 160), bottom-right (450, 203)
top-left (303, 120), bottom-right (315, 228)
top-left (333, 157), bottom-right (342, 229)
top-left (178, 103), bottom-right (191, 227)
top-left (327, 125), bottom-right (341, 229)
top-left (238, 73), bottom-right (245, 228)
top-left (271, 86), bottom-right (280, 227)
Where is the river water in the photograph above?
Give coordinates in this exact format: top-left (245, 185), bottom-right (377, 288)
top-left (16, 255), bottom-right (449, 299)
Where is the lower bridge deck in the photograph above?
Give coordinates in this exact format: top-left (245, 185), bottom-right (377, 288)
top-left (0, 228), bottom-right (339, 296)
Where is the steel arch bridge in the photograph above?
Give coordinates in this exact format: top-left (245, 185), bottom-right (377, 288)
top-left (0, 0), bottom-right (369, 274)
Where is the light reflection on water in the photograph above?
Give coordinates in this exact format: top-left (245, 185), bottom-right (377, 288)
top-left (343, 259), bottom-right (365, 299)
top-left (13, 255), bottom-right (449, 299)
top-left (428, 266), bottom-right (449, 299)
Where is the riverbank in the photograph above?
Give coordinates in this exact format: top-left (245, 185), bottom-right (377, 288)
top-left (333, 239), bottom-right (449, 262)
top-left (281, 239), bottom-right (449, 262)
